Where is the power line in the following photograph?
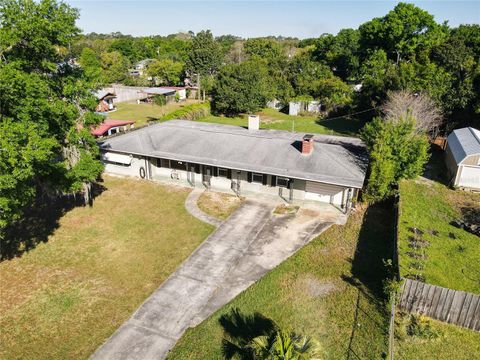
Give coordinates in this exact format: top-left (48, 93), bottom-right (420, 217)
top-left (318, 107), bottom-right (377, 122)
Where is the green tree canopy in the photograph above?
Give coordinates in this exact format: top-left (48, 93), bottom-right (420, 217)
top-left (212, 60), bottom-right (274, 115)
top-left (147, 58), bottom-right (184, 86)
top-left (187, 30), bottom-right (223, 76)
top-left (0, 0), bottom-right (103, 241)
top-left (100, 51), bottom-right (130, 84)
top-left (361, 116), bottom-right (430, 201)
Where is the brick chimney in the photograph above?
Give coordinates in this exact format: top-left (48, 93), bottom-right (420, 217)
top-left (301, 134), bottom-right (314, 155)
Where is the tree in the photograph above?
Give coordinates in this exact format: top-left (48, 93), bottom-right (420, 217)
top-left (361, 117), bottom-right (430, 201)
top-left (244, 38), bottom-right (283, 62)
top-left (359, 2), bottom-right (446, 63)
top-left (100, 51), bottom-right (129, 84)
top-left (0, 0), bottom-right (103, 244)
top-left (312, 76), bottom-right (352, 111)
top-left (313, 29), bottom-right (360, 80)
top-left (381, 90), bottom-right (443, 137)
top-left (187, 30), bottom-right (223, 76)
top-left (78, 47), bottom-right (102, 83)
top-left (212, 60), bottom-right (274, 115)
top-left (147, 58), bottom-right (184, 86)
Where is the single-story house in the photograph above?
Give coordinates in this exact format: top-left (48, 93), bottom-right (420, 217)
top-left (91, 119), bottom-right (135, 138)
top-left (99, 119), bottom-right (368, 211)
top-left (95, 90), bottom-right (117, 112)
top-left (445, 127), bottom-right (480, 190)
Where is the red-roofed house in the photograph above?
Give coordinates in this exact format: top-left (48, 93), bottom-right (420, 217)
top-left (91, 119), bottom-right (135, 138)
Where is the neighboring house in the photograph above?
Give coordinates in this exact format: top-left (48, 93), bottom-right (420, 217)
top-left (445, 127), bottom-right (480, 190)
top-left (99, 119), bottom-right (368, 211)
top-left (95, 90), bottom-right (117, 112)
top-left (91, 119), bottom-right (135, 138)
top-left (130, 59), bottom-right (154, 76)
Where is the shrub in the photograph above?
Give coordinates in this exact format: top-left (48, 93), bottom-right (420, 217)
top-left (161, 103), bottom-right (210, 121)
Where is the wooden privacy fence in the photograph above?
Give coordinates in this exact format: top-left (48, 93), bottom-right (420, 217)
top-left (398, 278), bottom-right (480, 331)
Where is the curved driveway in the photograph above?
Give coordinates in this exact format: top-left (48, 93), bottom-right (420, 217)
top-left (91, 196), bottom-right (342, 360)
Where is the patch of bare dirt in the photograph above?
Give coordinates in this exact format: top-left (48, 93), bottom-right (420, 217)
top-left (295, 274), bottom-right (338, 298)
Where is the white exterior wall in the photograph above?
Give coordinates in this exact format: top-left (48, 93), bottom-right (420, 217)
top-left (304, 181), bottom-right (346, 206)
top-left (102, 155), bottom-right (354, 206)
top-left (176, 89), bottom-right (187, 100)
top-left (103, 155), bottom-right (145, 177)
top-left (456, 165), bottom-right (480, 190)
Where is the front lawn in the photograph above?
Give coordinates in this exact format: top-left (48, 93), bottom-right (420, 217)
top-left (398, 179), bottom-right (480, 294)
top-left (168, 203), bottom-right (395, 359)
top-left (0, 176), bottom-right (213, 360)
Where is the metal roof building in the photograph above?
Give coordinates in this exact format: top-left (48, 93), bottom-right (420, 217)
top-left (445, 127), bottom-right (480, 190)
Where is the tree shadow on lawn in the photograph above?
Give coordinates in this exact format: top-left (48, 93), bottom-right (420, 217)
top-left (315, 117), bottom-right (365, 136)
top-left (1, 182), bottom-right (106, 261)
top-left (344, 201), bottom-right (396, 359)
top-left (421, 144), bottom-right (450, 186)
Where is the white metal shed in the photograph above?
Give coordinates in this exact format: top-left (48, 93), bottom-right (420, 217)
top-left (445, 127), bottom-right (480, 190)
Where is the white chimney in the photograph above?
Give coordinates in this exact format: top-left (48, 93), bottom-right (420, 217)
top-left (248, 115), bottom-right (260, 131)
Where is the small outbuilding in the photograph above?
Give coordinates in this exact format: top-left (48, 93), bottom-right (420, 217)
top-left (445, 127), bottom-right (480, 190)
top-left (95, 90), bottom-right (117, 112)
top-left (91, 119), bottom-right (135, 138)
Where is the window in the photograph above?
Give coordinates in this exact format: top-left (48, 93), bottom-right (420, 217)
top-left (158, 158), bottom-right (170, 168)
top-left (252, 173), bottom-right (264, 184)
top-left (277, 177), bottom-right (289, 188)
top-left (218, 168), bottom-right (229, 178)
top-left (105, 160), bottom-right (130, 167)
top-left (170, 160), bottom-right (187, 171)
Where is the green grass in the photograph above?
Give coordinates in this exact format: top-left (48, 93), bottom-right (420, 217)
top-left (394, 315), bottom-right (480, 359)
top-left (0, 176), bottom-right (213, 360)
top-left (168, 203), bottom-right (395, 359)
top-left (398, 179), bottom-right (480, 294)
top-left (107, 100), bottom-right (201, 127)
top-left (108, 103), bottom-right (364, 136)
top-left (199, 108), bottom-right (364, 136)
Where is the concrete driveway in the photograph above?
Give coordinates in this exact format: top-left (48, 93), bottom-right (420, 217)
top-left (91, 198), bottom-right (343, 360)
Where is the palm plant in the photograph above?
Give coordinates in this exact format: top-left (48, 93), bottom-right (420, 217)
top-left (220, 308), bottom-right (320, 360)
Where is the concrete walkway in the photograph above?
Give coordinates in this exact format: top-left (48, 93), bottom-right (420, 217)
top-left (91, 199), bottom-right (343, 360)
top-left (184, 188), bottom-right (223, 227)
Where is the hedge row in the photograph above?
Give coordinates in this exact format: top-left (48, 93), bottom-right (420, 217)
top-left (161, 103), bottom-right (210, 121)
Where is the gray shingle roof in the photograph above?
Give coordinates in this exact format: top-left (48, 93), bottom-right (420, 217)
top-left (447, 127), bottom-right (480, 165)
top-left (99, 120), bottom-right (368, 188)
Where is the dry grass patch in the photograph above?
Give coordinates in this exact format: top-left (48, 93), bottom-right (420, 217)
top-left (197, 190), bottom-right (243, 220)
top-left (273, 204), bottom-right (299, 215)
top-left (0, 176), bottom-right (213, 360)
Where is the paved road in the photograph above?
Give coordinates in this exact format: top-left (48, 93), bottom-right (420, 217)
top-left (91, 199), bottom-right (340, 360)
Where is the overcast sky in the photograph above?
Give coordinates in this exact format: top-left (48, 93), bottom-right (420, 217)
top-left (66, 1), bottom-right (480, 38)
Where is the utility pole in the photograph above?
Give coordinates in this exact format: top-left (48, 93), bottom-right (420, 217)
top-left (197, 73), bottom-right (201, 102)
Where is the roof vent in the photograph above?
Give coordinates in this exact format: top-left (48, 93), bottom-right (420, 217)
top-left (248, 115), bottom-right (260, 131)
top-left (302, 134), bottom-right (314, 155)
